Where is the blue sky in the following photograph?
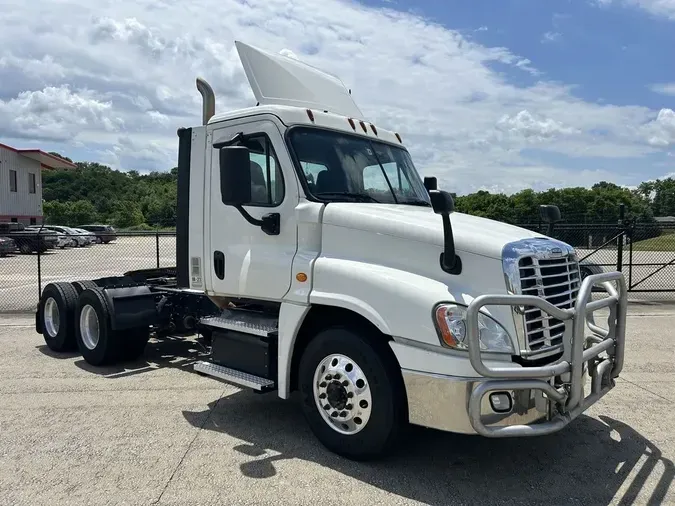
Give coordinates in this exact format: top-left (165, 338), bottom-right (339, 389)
top-left (1, 0), bottom-right (674, 194)
top-left (372, 0), bottom-right (675, 108)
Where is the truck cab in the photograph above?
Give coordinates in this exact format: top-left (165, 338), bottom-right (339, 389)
top-left (36, 41), bottom-right (628, 461)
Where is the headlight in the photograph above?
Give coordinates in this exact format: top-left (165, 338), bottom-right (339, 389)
top-left (433, 303), bottom-right (514, 354)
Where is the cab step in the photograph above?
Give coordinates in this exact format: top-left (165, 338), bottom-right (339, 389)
top-left (199, 308), bottom-right (278, 338)
top-left (194, 360), bottom-right (276, 392)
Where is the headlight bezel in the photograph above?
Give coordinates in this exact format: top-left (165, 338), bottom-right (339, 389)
top-left (432, 301), bottom-right (515, 354)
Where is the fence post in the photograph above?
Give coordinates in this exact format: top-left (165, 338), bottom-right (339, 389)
top-left (156, 232), bottom-right (160, 269)
top-left (37, 233), bottom-right (42, 300)
top-left (628, 219), bottom-right (634, 289)
top-left (616, 203), bottom-right (625, 272)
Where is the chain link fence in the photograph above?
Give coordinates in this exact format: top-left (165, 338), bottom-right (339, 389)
top-left (2, 221), bottom-right (674, 314)
top-left (0, 231), bottom-right (176, 313)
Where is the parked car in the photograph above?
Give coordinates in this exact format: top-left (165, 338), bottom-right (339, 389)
top-left (0, 236), bottom-right (16, 257)
top-left (70, 227), bottom-right (96, 246)
top-left (42, 225), bottom-right (88, 247)
top-left (0, 222), bottom-right (55, 254)
top-left (32, 226), bottom-right (73, 249)
top-left (78, 224), bottom-right (117, 244)
top-left (25, 227), bottom-right (62, 250)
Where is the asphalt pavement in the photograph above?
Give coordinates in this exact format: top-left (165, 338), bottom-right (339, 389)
top-left (0, 303), bottom-right (673, 506)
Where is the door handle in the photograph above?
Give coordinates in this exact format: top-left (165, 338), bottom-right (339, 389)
top-left (214, 250), bottom-right (225, 280)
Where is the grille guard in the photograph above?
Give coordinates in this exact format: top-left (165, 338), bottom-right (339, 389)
top-left (465, 271), bottom-right (627, 437)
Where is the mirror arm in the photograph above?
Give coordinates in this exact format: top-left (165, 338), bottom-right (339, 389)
top-left (234, 205), bottom-right (263, 227)
top-left (234, 206), bottom-right (280, 236)
top-left (439, 214), bottom-right (462, 275)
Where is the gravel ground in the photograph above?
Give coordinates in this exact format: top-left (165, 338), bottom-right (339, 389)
top-left (0, 303), bottom-right (673, 506)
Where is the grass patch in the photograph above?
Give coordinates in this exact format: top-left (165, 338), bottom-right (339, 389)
top-left (631, 232), bottom-right (675, 252)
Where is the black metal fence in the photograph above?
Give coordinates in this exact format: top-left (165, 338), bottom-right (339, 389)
top-left (0, 231), bottom-right (175, 313)
top-left (1, 220), bottom-right (674, 314)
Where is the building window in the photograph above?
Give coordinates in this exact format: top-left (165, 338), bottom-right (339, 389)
top-left (28, 173), bottom-right (36, 194)
top-left (30, 218), bottom-right (37, 225)
top-left (9, 170), bottom-right (17, 192)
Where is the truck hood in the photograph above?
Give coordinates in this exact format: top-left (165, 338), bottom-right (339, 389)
top-left (321, 203), bottom-right (545, 260)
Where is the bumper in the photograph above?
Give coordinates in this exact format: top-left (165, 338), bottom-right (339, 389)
top-left (403, 271), bottom-right (627, 437)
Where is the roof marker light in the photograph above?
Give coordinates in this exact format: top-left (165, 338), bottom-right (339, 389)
top-left (395, 132), bottom-right (402, 143)
top-left (306, 109), bottom-right (315, 122)
top-left (348, 118), bottom-right (356, 130)
top-left (370, 124), bottom-right (378, 135)
top-left (359, 121), bottom-right (367, 133)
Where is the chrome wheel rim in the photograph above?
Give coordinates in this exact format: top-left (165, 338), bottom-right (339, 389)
top-left (79, 304), bottom-right (100, 350)
top-left (43, 297), bottom-right (60, 338)
top-left (313, 353), bottom-right (372, 435)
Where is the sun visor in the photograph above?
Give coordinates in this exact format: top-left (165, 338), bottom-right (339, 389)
top-left (235, 41), bottom-right (365, 119)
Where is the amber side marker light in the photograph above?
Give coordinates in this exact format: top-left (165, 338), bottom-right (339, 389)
top-left (296, 272), bottom-right (308, 282)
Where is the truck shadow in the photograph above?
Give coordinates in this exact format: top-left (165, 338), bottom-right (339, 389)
top-left (184, 391), bottom-right (674, 506)
top-left (69, 334), bottom-right (208, 377)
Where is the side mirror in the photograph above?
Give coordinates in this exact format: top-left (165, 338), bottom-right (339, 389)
top-left (430, 189), bottom-right (454, 215)
top-left (539, 205), bottom-right (561, 224)
top-left (539, 204), bottom-right (561, 236)
top-left (219, 145), bottom-right (252, 206)
top-left (424, 176), bottom-right (438, 191)
top-left (429, 190), bottom-right (461, 275)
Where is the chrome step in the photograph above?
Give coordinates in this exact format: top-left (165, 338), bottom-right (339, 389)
top-left (194, 361), bottom-right (276, 391)
top-left (199, 309), bottom-right (278, 337)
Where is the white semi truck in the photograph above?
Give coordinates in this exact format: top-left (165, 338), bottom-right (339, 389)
top-left (35, 41), bottom-right (628, 460)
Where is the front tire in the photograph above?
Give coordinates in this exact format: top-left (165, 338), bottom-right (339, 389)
top-left (297, 326), bottom-right (407, 461)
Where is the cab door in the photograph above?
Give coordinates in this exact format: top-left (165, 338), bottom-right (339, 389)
top-left (207, 118), bottom-right (299, 301)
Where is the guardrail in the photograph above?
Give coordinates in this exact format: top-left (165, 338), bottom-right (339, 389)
top-left (465, 271), bottom-right (627, 437)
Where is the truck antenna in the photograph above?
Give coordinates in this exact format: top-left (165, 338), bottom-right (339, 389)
top-left (196, 77), bottom-right (216, 125)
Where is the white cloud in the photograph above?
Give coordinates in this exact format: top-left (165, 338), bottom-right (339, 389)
top-left (542, 31), bottom-right (562, 43)
top-left (594, 0), bottom-right (675, 19)
top-left (0, 85), bottom-right (124, 142)
top-left (641, 108), bottom-right (675, 147)
top-left (650, 83), bottom-right (675, 96)
top-left (0, 0), bottom-right (670, 194)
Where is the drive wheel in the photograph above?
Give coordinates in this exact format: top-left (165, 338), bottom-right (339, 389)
top-left (298, 326), bottom-right (407, 461)
top-left (39, 282), bottom-right (79, 352)
top-left (75, 288), bottom-right (120, 366)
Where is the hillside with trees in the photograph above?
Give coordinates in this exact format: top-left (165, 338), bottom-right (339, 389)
top-left (41, 158), bottom-right (674, 230)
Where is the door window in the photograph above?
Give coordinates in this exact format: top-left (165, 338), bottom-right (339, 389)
top-left (235, 135), bottom-right (285, 207)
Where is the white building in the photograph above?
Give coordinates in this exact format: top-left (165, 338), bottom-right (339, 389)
top-left (0, 142), bottom-right (75, 225)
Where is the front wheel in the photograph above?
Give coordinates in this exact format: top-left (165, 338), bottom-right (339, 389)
top-left (297, 326), bottom-right (407, 461)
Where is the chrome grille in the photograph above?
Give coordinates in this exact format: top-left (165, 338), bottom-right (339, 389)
top-left (518, 254), bottom-right (580, 352)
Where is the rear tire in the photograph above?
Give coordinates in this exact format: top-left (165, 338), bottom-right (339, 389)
top-left (297, 326), bottom-right (407, 461)
top-left (39, 282), bottom-right (79, 352)
top-left (72, 280), bottom-right (98, 295)
top-left (75, 288), bottom-right (120, 366)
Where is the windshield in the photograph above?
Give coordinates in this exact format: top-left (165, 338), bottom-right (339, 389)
top-left (288, 127), bottom-right (431, 205)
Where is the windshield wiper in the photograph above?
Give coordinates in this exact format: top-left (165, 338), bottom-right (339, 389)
top-left (315, 192), bottom-right (381, 203)
top-left (400, 199), bottom-right (432, 207)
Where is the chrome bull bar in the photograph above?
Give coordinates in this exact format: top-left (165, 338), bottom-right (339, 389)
top-left (465, 271), bottom-right (627, 437)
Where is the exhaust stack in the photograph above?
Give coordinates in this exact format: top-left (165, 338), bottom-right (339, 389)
top-left (196, 77), bottom-right (215, 125)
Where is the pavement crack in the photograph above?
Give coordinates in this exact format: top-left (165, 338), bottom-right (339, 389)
top-left (151, 388), bottom-right (226, 505)
top-left (620, 377), bottom-right (674, 404)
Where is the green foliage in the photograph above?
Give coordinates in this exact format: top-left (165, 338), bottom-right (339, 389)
top-left (42, 160), bottom-right (672, 229)
top-left (455, 181), bottom-right (655, 224)
top-left (42, 162), bottom-right (177, 228)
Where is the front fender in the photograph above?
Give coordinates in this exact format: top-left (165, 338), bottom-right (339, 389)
top-left (309, 257), bottom-right (490, 347)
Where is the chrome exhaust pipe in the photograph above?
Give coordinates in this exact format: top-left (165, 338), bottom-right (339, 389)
top-left (196, 77), bottom-right (215, 125)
